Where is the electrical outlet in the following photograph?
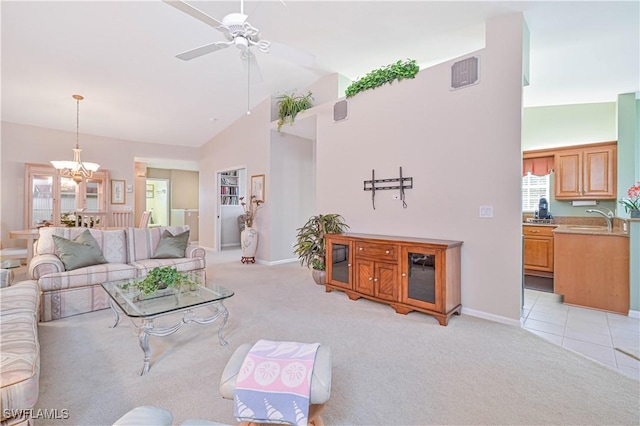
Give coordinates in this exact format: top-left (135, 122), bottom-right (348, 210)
top-left (479, 205), bottom-right (494, 218)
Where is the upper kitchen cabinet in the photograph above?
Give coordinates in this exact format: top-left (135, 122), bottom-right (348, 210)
top-left (554, 142), bottom-right (617, 200)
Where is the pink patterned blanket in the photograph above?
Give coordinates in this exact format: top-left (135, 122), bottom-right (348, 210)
top-left (234, 340), bottom-right (320, 426)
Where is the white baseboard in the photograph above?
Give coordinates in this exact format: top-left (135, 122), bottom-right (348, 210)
top-left (221, 243), bottom-right (240, 248)
top-left (461, 307), bottom-right (521, 327)
top-left (259, 257), bottom-right (299, 266)
top-left (628, 309), bottom-right (640, 319)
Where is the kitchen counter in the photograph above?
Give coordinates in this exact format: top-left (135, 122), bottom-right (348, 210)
top-left (522, 217), bottom-right (629, 237)
top-left (552, 224), bottom-right (629, 237)
top-left (554, 230), bottom-right (629, 314)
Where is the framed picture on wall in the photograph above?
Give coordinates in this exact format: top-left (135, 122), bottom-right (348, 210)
top-left (111, 180), bottom-right (126, 204)
top-left (251, 174), bottom-right (265, 203)
top-left (146, 184), bottom-right (154, 198)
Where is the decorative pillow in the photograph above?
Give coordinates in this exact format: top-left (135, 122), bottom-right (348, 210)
top-left (151, 230), bottom-right (190, 259)
top-left (53, 230), bottom-right (108, 271)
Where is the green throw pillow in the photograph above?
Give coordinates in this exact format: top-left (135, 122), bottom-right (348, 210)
top-left (53, 230), bottom-right (108, 271)
top-left (151, 230), bottom-right (190, 259)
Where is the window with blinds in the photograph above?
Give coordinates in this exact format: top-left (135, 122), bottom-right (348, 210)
top-left (522, 173), bottom-right (550, 212)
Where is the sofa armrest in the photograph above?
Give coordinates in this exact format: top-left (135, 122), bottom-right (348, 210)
top-left (0, 269), bottom-right (13, 288)
top-left (185, 245), bottom-right (205, 259)
top-left (29, 254), bottom-right (64, 279)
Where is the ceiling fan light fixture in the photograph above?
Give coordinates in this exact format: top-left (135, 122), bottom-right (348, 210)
top-left (235, 36), bottom-right (248, 50)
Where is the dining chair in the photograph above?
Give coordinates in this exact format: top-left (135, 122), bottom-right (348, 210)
top-left (139, 211), bottom-right (151, 228)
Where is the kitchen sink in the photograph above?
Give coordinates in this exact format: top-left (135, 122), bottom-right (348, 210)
top-left (564, 225), bottom-right (608, 231)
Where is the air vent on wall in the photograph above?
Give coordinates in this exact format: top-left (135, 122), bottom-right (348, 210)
top-left (333, 100), bottom-right (348, 122)
top-left (450, 56), bottom-right (479, 90)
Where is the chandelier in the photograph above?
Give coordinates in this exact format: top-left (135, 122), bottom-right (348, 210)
top-left (51, 94), bottom-right (100, 184)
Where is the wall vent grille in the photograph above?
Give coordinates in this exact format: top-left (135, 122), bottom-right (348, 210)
top-left (333, 100), bottom-right (348, 122)
top-left (450, 56), bottom-right (480, 90)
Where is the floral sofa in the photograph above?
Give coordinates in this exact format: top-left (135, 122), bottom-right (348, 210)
top-left (0, 274), bottom-right (40, 426)
top-left (28, 226), bottom-right (205, 322)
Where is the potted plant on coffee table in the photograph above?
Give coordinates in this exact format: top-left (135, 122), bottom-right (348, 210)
top-left (120, 266), bottom-right (198, 300)
top-left (294, 214), bottom-right (349, 285)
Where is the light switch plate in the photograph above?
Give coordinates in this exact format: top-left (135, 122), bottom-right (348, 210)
top-left (479, 205), bottom-right (493, 218)
top-left (126, 184), bottom-right (133, 193)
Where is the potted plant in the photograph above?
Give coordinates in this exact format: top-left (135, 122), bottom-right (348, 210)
top-left (619, 180), bottom-right (640, 218)
top-left (294, 214), bottom-right (349, 285)
top-left (276, 91), bottom-right (313, 131)
top-left (120, 266), bottom-right (197, 298)
top-left (344, 59), bottom-right (419, 98)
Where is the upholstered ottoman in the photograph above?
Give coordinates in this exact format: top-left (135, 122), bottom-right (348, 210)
top-left (219, 343), bottom-right (332, 426)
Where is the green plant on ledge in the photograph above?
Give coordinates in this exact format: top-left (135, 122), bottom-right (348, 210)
top-left (276, 91), bottom-right (313, 131)
top-left (345, 59), bottom-right (420, 98)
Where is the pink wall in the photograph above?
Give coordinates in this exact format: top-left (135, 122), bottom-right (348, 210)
top-left (0, 122), bottom-right (199, 245)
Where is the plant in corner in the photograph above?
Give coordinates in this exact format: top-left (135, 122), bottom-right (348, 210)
top-left (294, 214), bottom-right (349, 285)
top-left (276, 91), bottom-right (314, 131)
top-left (344, 59), bottom-right (420, 98)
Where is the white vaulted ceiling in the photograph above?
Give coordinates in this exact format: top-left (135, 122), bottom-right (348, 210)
top-left (2, 1), bottom-right (638, 148)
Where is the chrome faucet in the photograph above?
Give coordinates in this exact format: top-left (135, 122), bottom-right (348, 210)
top-left (586, 208), bottom-right (614, 233)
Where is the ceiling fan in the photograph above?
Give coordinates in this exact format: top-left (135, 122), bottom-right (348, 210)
top-left (163, 0), bottom-right (315, 83)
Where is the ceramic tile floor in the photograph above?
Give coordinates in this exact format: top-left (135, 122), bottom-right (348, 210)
top-left (522, 289), bottom-right (640, 381)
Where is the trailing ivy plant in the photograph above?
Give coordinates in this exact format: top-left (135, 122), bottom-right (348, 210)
top-left (345, 59), bottom-right (420, 98)
top-left (276, 91), bottom-right (314, 131)
top-left (120, 266), bottom-right (196, 295)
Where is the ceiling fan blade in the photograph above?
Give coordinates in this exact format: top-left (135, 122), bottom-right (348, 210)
top-left (268, 41), bottom-right (315, 68)
top-left (176, 42), bottom-right (230, 61)
top-left (242, 51), bottom-right (263, 84)
top-left (163, 0), bottom-right (224, 29)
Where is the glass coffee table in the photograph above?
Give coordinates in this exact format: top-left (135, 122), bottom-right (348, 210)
top-left (101, 271), bottom-right (234, 375)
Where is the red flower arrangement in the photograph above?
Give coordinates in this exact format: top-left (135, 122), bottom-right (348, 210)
top-left (619, 181), bottom-right (640, 213)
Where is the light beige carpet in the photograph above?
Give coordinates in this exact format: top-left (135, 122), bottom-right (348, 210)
top-left (35, 257), bottom-right (640, 425)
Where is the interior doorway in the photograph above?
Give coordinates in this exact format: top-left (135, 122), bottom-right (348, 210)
top-left (146, 178), bottom-right (170, 226)
top-left (216, 167), bottom-right (246, 251)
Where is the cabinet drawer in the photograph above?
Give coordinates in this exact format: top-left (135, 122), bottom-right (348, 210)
top-left (523, 226), bottom-right (555, 237)
top-left (355, 242), bottom-right (398, 261)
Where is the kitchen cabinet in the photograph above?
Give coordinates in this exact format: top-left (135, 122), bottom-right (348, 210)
top-left (25, 163), bottom-right (109, 228)
top-left (554, 143), bottom-right (616, 200)
top-left (324, 233), bottom-right (462, 326)
top-left (554, 232), bottom-right (629, 314)
top-left (523, 225), bottom-right (555, 276)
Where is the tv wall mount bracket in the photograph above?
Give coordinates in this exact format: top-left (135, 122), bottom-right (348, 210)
top-left (364, 167), bottom-right (413, 209)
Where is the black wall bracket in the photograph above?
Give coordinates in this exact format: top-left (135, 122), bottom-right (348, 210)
top-left (364, 167), bottom-right (412, 209)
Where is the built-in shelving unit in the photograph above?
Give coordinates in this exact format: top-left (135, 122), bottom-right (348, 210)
top-left (220, 171), bottom-right (240, 205)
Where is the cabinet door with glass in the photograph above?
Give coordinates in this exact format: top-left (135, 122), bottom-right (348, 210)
top-left (325, 235), bottom-right (352, 290)
top-left (400, 246), bottom-right (441, 311)
top-left (25, 163), bottom-right (108, 228)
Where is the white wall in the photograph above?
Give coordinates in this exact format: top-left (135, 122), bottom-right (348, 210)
top-left (0, 122), bottom-right (199, 244)
top-left (199, 98), bottom-right (271, 253)
top-left (270, 130), bottom-right (315, 262)
top-left (313, 14), bottom-right (525, 323)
